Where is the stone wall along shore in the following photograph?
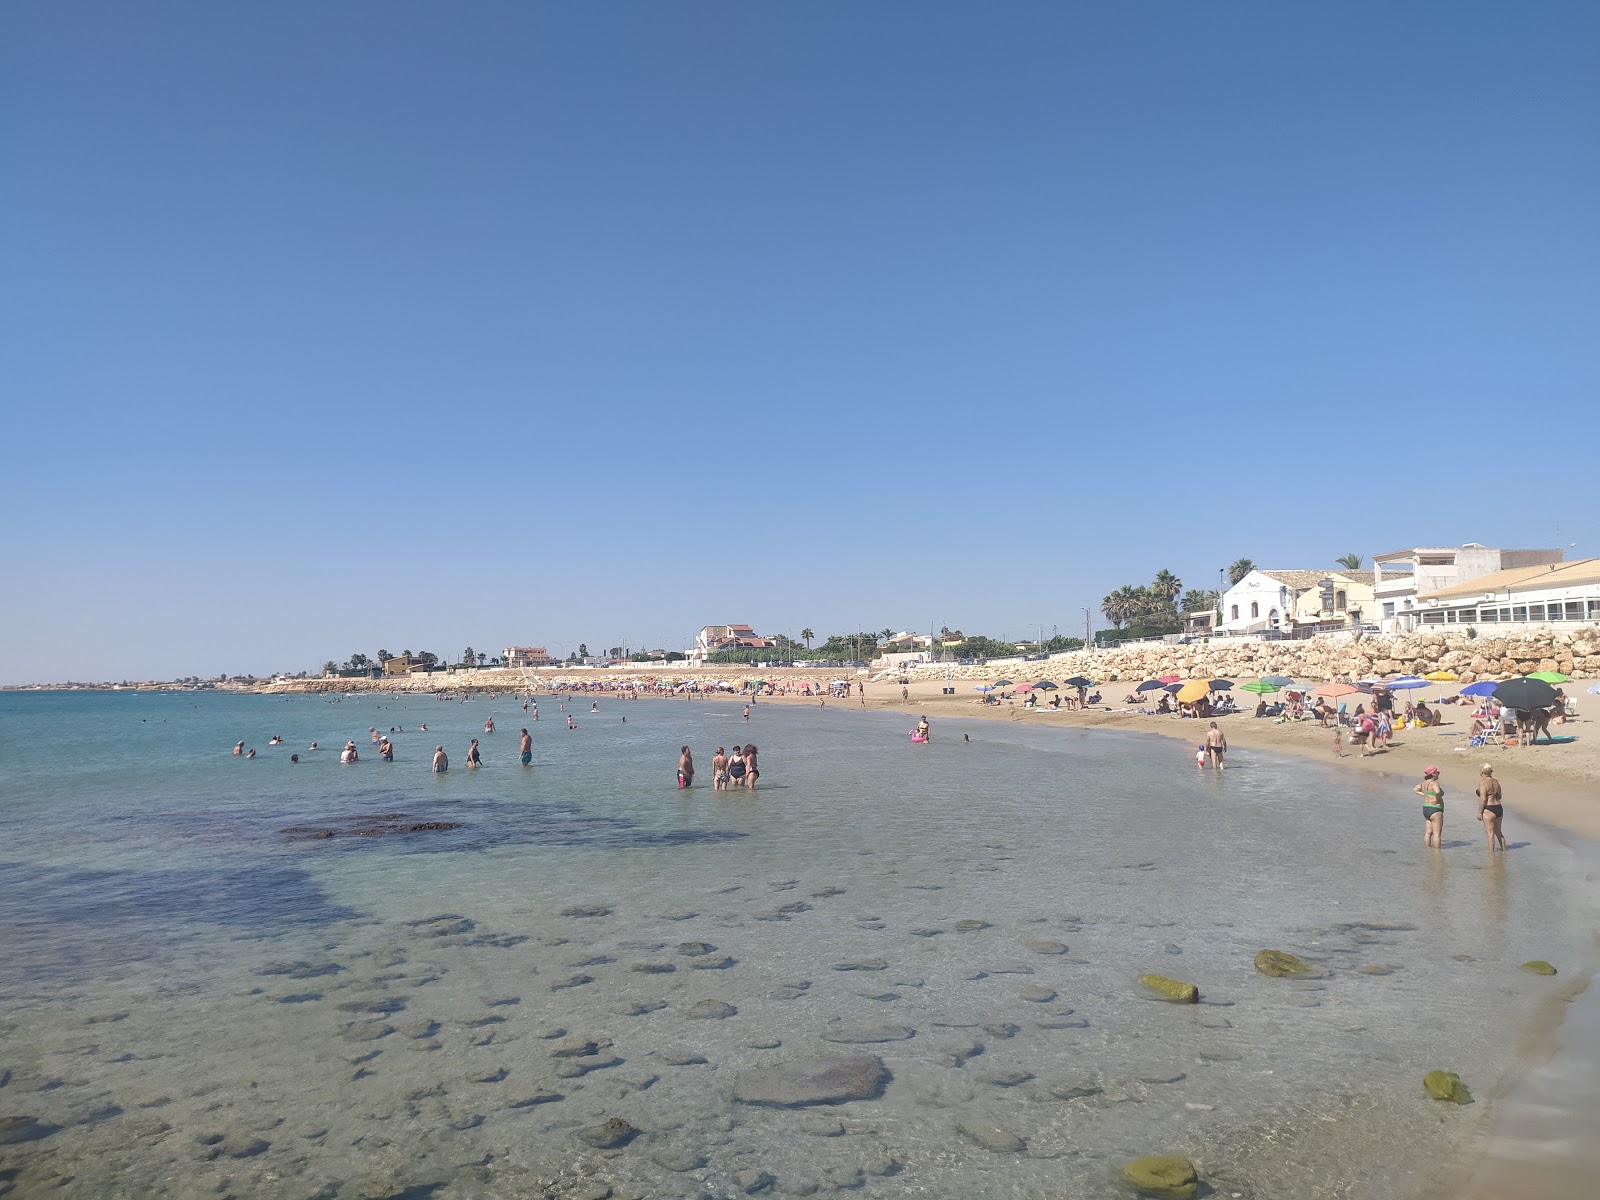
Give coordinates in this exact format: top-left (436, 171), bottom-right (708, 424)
top-left (902, 628), bottom-right (1600, 686)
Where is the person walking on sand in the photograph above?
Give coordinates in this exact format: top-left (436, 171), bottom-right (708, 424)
top-left (432, 745), bottom-right (448, 772)
top-left (678, 746), bottom-right (695, 788)
top-left (467, 738), bottom-right (482, 768)
top-left (1414, 766), bottom-right (1444, 848)
top-left (519, 728), bottom-right (532, 766)
top-left (1332, 723), bottom-right (1346, 758)
top-left (1205, 722), bottom-right (1227, 770)
top-left (902, 685), bottom-right (909, 703)
top-left (1476, 765), bottom-right (1506, 852)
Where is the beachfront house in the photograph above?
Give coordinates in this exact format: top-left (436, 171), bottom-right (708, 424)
top-left (1372, 545), bottom-right (1565, 632)
top-left (503, 646), bottom-right (553, 668)
top-left (693, 624), bottom-right (773, 659)
top-left (1409, 558), bottom-right (1600, 628)
top-left (1219, 570), bottom-right (1374, 636)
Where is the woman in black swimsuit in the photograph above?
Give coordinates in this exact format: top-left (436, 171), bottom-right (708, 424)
top-left (742, 744), bottom-right (759, 790)
top-left (1476, 765), bottom-right (1506, 853)
top-left (727, 748), bottom-right (747, 788)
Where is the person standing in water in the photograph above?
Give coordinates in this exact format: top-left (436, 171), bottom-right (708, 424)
top-left (712, 747), bottom-right (729, 790)
top-left (432, 745), bottom-right (448, 772)
top-left (727, 745), bottom-right (748, 788)
top-left (519, 728), bottom-right (532, 767)
top-left (915, 715), bottom-right (930, 741)
top-left (1414, 765), bottom-right (1444, 848)
top-left (742, 704), bottom-right (750, 722)
top-left (485, 716), bottom-right (495, 734)
top-left (1476, 765), bottom-right (1506, 852)
top-left (467, 738), bottom-right (482, 768)
top-left (379, 737), bottom-right (394, 762)
top-left (741, 744), bottom-right (759, 790)
top-left (678, 746), bottom-right (695, 788)
top-left (1204, 722), bottom-right (1227, 770)
top-left (233, 741), bottom-right (245, 755)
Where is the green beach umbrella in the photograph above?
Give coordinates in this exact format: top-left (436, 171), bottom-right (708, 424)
top-left (993, 679), bottom-right (1014, 686)
top-left (1239, 680), bottom-right (1280, 695)
top-left (1528, 671), bottom-right (1570, 684)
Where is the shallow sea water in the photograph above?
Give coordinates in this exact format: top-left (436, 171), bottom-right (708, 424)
top-left (1, 690), bottom-right (1595, 1199)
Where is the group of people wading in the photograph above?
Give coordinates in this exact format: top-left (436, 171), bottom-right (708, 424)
top-left (678, 744), bottom-right (759, 791)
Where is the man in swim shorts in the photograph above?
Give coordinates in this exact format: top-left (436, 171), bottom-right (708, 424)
top-left (432, 745), bottom-right (448, 772)
top-left (678, 746), bottom-right (695, 788)
top-left (1204, 722), bottom-right (1227, 770)
top-left (519, 728), bottom-right (532, 766)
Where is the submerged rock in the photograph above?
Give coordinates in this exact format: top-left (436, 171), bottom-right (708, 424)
top-left (575, 1116), bottom-right (635, 1148)
top-left (1254, 949), bottom-right (1312, 977)
top-left (0, 1116), bottom-right (62, 1145)
top-left (1520, 960), bottom-right (1558, 976)
top-left (954, 920), bottom-right (991, 933)
top-left (1120, 1154), bottom-right (1199, 1199)
top-left (821, 1023), bottom-right (913, 1044)
top-left (956, 1119), bottom-right (1024, 1153)
top-left (1139, 974), bottom-right (1198, 1003)
top-left (1024, 939), bottom-right (1067, 955)
top-left (685, 1000), bottom-right (736, 1020)
top-left (1424, 1070), bottom-right (1473, 1104)
top-left (732, 1055), bottom-right (888, 1106)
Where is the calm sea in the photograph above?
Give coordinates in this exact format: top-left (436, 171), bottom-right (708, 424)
top-left (1, 689), bottom-right (1594, 1199)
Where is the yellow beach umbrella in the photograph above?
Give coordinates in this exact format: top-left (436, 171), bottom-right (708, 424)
top-left (1423, 670), bottom-right (1458, 682)
top-left (1176, 680), bottom-right (1210, 703)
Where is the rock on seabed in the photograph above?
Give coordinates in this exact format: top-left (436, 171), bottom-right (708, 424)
top-left (1254, 949), bottom-right (1312, 977)
top-left (1139, 974), bottom-right (1198, 1003)
top-left (1424, 1070), bottom-right (1473, 1104)
top-left (1120, 1154), bottom-right (1200, 1199)
top-left (732, 1055), bottom-right (888, 1107)
top-left (1520, 960), bottom-right (1558, 975)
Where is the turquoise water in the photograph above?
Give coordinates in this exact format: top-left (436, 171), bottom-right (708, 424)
top-left (1, 690), bottom-right (1594, 1199)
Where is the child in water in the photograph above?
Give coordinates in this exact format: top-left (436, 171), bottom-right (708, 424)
top-left (1196, 744), bottom-right (1207, 769)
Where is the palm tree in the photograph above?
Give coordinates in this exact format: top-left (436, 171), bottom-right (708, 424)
top-left (1335, 553), bottom-right (1363, 570)
top-left (801, 628), bottom-right (814, 649)
top-left (476, 651), bottom-right (487, 668)
top-left (377, 649), bottom-right (391, 663)
top-left (1151, 569), bottom-right (1182, 611)
top-left (1227, 558), bottom-right (1256, 586)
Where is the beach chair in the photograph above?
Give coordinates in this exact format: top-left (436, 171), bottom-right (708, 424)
top-left (1469, 717), bottom-right (1502, 748)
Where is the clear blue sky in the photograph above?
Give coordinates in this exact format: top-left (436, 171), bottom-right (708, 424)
top-left (3, 2), bottom-right (1597, 682)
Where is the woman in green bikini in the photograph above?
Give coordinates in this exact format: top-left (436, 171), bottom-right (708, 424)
top-left (1413, 765), bottom-right (1444, 848)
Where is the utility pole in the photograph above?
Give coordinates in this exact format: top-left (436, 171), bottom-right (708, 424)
top-left (1084, 608), bottom-right (1091, 649)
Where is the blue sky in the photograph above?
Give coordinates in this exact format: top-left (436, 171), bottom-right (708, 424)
top-left (3, 2), bottom-right (1597, 682)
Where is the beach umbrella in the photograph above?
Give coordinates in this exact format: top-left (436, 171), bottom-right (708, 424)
top-left (993, 679), bottom-right (1013, 687)
top-left (973, 685), bottom-right (993, 692)
top-left (1493, 677), bottom-right (1558, 711)
top-left (1589, 682), bottom-right (1600, 695)
top-left (1062, 676), bottom-right (1094, 688)
top-left (1176, 680), bottom-right (1210, 703)
top-left (1207, 679), bottom-right (1233, 690)
top-left (1158, 674), bottom-right (1181, 684)
top-left (1459, 680), bottom-right (1498, 698)
top-left (1015, 683), bottom-right (1035, 692)
top-left (1032, 681), bottom-right (1058, 690)
top-left (1424, 670), bottom-right (1459, 682)
top-left (1528, 671), bottom-right (1570, 684)
top-left (1385, 677), bottom-right (1428, 691)
top-left (1262, 675), bottom-right (1295, 687)
top-left (1239, 680), bottom-right (1279, 695)
top-left (1135, 679), bottom-right (1167, 693)
top-left (1313, 682), bottom-right (1359, 698)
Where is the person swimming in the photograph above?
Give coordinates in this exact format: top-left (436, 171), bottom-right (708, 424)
top-left (232, 741), bottom-right (244, 755)
top-left (245, 748), bottom-right (256, 759)
top-left (268, 735), bottom-right (282, 745)
top-left (290, 753), bottom-right (299, 763)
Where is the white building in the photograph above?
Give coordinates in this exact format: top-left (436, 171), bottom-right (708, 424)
top-left (1412, 559), bottom-right (1600, 628)
top-left (1219, 570), bottom-right (1341, 635)
top-left (1372, 545), bottom-right (1565, 633)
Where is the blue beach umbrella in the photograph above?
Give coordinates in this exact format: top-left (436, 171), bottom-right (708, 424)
top-left (1262, 675), bottom-right (1296, 687)
top-left (1207, 679), bottom-right (1234, 690)
top-left (1459, 680), bottom-right (1498, 697)
top-left (1135, 680), bottom-right (1167, 693)
top-left (973, 685), bottom-right (993, 692)
top-left (1589, 682), bottom-right (1600, 695)
top-left (1385, 677), bottom-right (1428, 690)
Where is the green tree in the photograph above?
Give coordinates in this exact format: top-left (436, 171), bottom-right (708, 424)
top-left (1335, 553), bottom-right (1363, 570)
top-left (402, 649), bottom-right (413, 660)
top-left (1151, 569), bottom-right (1182, 609)
top-left (322, 660), bottom-right (339, 675)
top-left (800, 628), bottom-right (814, 649)
top-left (1181, 588), bottom-right (1219, 613)
top-left (578, 643), bottom-right (589, 659)
top-left (417, 650), bottom-right (439, 668)
top-left (377, 649), bottom-right (391, 663)
top-left (462, 645), bottom-right (476, 668)
top-left (1228, 558), bottom-right (1256, 585)
top-left (350, 653), bottom-right (371, 670)
top-left (476, 651), bottom-right (487, 668)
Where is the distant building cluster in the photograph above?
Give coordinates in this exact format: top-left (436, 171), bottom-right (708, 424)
top-left (503, 646), bottom-right (554, 668)
top-left (693, 625), bottom-right (774, 659)
top-left (1195, 544), bottom-right (1596, 640)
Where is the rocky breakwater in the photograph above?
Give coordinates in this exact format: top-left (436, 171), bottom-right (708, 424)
top-left (907, 627), bottom-right (1600, 686)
